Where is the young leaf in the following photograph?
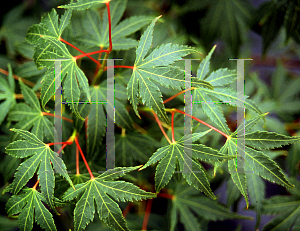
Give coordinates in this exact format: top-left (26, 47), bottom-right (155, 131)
top-left (0, 64), bottom-right (16, 125)
top-left (6, 188), bottom-right (57, 231)
top-left (128, 16), bottom-right (198, 123)
top-left (8, 81), bottom-right (53, 142)
top-left (62, 166), bottom-right (156, 231)
top-left (5, 129), bottom-right (74, 208)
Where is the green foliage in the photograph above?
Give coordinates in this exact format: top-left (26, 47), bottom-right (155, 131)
top-left (0, 0), bottom-right (300, 231)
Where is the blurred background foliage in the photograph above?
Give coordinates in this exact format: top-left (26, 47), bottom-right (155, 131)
top-left (0, 0), bottom-right (300, 230)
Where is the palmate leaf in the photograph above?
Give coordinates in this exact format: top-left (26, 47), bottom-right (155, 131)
top-left (62, 166), bottom-right (156, 231)
top-left (26, 8), bottom-right (90, 120)
top-left (8, 81), bottom-right (53, 142)
top-left (140, 132), bottom-right (235, 196)
top-left (59, 0), bottom-right (111, 11)
top-left (170, 183), bottom-right (252, 231)
top-left (259, 193), bottom-right (300, 231)
top-left (0, 64), bottom-right (16, 125)
top-left (5, 129), bottom-right (73, 208)
top-left (127, 16), bottom-right (198, 123)
top-left (223, 114), bottom-right (300, 207)
top-left (200, 0), bottom-right (253, 56)
top-left (75, 0), bottom-right (154, 50)
top-left (6, 187), bottom-right (57, 231)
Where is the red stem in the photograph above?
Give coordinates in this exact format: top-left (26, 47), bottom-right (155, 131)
top-left (56, 143), bottom-right (68, 155)
top-left (104, 65), bottom-right (134, 71)
top-left (171, 111), bottom-right (175, 142)
top-left (60, 37), bottom-right (100, 66)
top-left (122, 202), bottom-right (134, 218)
top-left (74, 136), bottom-right (94, 179)
top-left (142, 199), bottom-right (153, 231)
top-left (75, 50), bottom-right (109, 60)
top-left (152, 111), bottom-right (172, 144)
top-left (32, 179), bottom-right (40, 190)
top-left (76, 145), bottom-right (80, 175)
top-left (174, 109), bottom-right (229, 138)
top-left (47, 141), bottom-right (73, 146)
top-left (163, 88), bottom-right (194, 104)
top-left (157, 193), bottom-right (174, 200)
top-left (105, 2), bottom-right (112, 52)
top-left (42, 112), bottom-right (73, 123)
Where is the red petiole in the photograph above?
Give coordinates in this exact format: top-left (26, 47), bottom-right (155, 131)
top-left (74, 136), bottom-right (94, 179)
top-left (171, 111), bottom-right (175, 143)
top-left (105, 2), bottom-right (113, 52)
top-left (104, 65), bottom-right (134, 71)
top-left (142, 199), bottom-right (153, 231)
top-left (60, 37), bottom-right (100, 66)
top-left (32, 179), bottom-right (40, 190)
top-left (152, 111), bottom-right (172, 144)
top-left (42, 112), bottom-right (73, 123)
top-left (173, 108), bottom-right (229, 138)
top-left (157, 192), bottom-right (175, 200)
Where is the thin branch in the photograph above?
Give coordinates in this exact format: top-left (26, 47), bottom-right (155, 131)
top-left (0, 68), bottom-right (35, 87)
top-left (14, 92), bottom-right (41, 99)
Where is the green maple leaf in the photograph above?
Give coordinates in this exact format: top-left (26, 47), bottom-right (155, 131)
top-left (0, 64), bottom-right (16, 125)
top-left (169, 183), bottom-right (252, 231)
top-left (127, 16), bottom-right (201, 123)
top-left (59, 0), bottom-right (111, 11)
top-left (8, 80), bottom-right (53, 142)
top-left (139, 131), bottom-right (236, 196)
top-left (193, 46), bottom-right (262, 134)
top-left (222, 113), bottom-right (300, 208)
top-left (74, 0), bottom-right (154, 50)
top-left (200, 0), bottom-right (254, 56)
top-left (62, 166), bottom-right (156, 231)
top-left (258, 178), bottom-right (300, 231)
top-left (5, 187), bottom-right (57, 231)
top-left (26, 8), bottom-right (90, 120)
top-left (5, 129), bottom-right (74, 209)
